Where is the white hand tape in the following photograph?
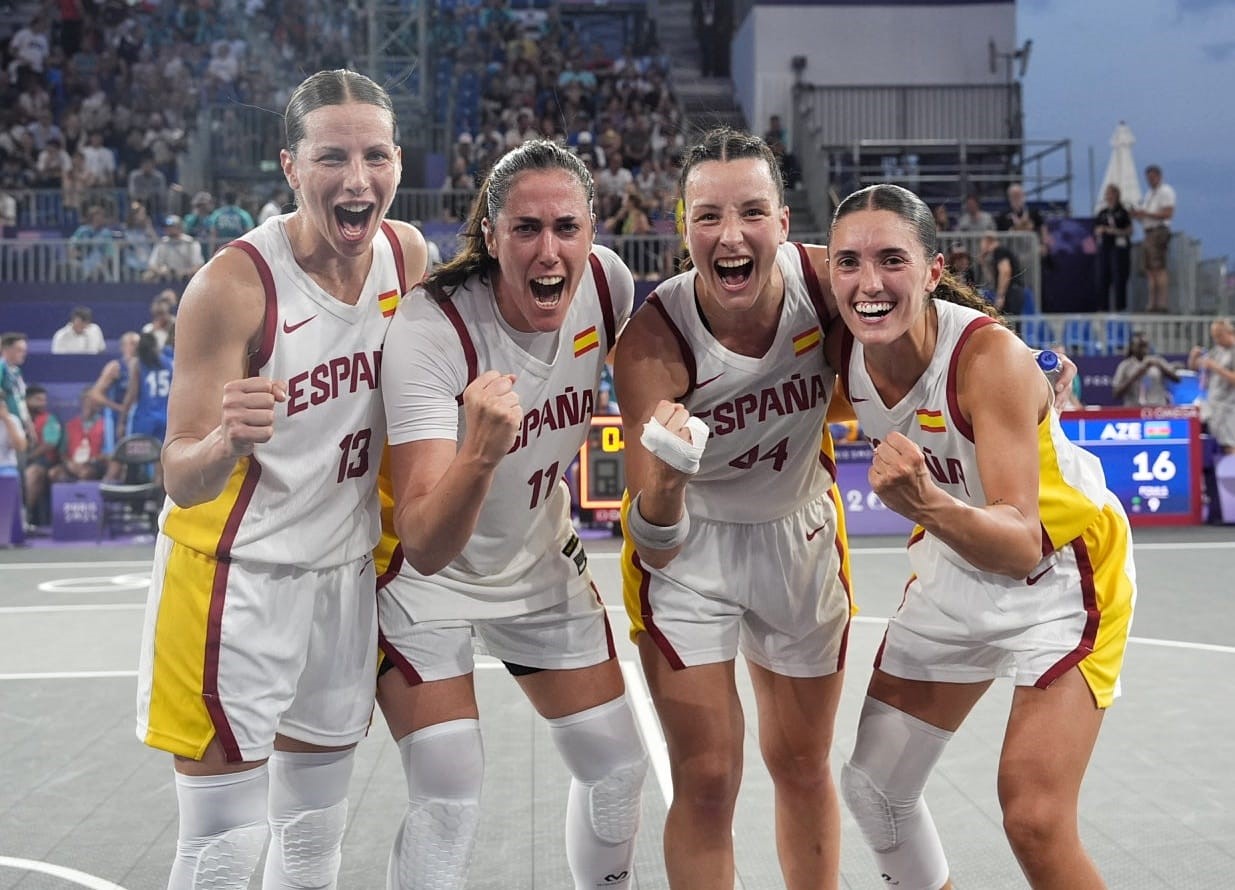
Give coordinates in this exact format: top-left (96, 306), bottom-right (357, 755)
top-left (641, 415), bottom-right (710, 475)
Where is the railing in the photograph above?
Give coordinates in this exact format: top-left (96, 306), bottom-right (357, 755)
top-left (794, 84), bottom-right (1018, 146)
top-left (7, 187), bottom-right (132, 231)
top-left (5, 230), bottom-right (1057, 292)
top-left (9, 187), bottom-right (568, 233)
top-left (0, 234), bottom-right (1218, 359)
top-left (2, 232), bottom-right (815, 286)
top-left (826, 137), bottom-right (1073, 205)
top-left (1007, 313), bottom-right (1215, 358)
top-left (790, 82), bottom-right (1074, 237)
top-left (0, 236), bottom-right (156, 284)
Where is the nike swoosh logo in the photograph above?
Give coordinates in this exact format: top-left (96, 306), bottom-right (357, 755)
top-left (850, 396), bottom-right (869, 403)
top-left (1026, 566), bottom-right (1051, 585)
top-left (806, 524), bottom-right (827, 541)
top-left (696, 372), bottom-right (724, 389)
top-left (282, 315), bottom-right (317, 334)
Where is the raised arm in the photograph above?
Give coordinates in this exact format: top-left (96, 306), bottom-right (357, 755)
top-left (389, 370), bottom-right (522, 576)
top-left (381, 293), bottom-right (522, 575)
top-left (160, 247), bottom-right (275, 507)
top-left (613, 302), bottom-right (694, 569)
top-left (872, 326), bottom-right (1046, 577)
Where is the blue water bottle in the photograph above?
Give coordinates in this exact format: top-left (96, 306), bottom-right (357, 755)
top-left (1035, 349), bottom-right (1062, 387)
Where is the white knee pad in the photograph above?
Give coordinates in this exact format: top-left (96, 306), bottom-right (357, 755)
top-left (840, 697), bottom-right (952, 890)
top-left (264, 749), bottom-right (355, 889)
top-left (170, 767), bottom-right (269, 890)
top-left (548, 695), bottom-right (649, 845)
top-left (188, 825), bottom-right (270, 888)
top-left (388, 718), bottom-right (484, 890)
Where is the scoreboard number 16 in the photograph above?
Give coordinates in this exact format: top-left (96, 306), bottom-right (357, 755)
top-left (1130, 450), bottom-right (1177, 482)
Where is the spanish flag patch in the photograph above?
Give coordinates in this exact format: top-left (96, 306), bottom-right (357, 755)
top-left (378, 290), bottom-right (400, 318)
top-left (792, 327), bottom-right (821, 356)
top-left (916, 409), bottom-right (946, 433)
top-left (573, 325), bottom-right (600, 358)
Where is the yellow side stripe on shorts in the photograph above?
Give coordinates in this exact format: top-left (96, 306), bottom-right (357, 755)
top-left (144, 542), bottom-right (219, 758)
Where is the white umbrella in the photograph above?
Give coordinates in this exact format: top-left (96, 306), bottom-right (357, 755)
top-left (1096, 121), bottom-right (1141, 211)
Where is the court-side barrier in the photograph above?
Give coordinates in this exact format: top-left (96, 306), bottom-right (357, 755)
top-left (1, 231), bottom-right (815, 285)
top-left (1008, 313), bottom-right (1214, 358)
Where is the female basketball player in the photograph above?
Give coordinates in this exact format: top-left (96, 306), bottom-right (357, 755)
top-left (613, 128), bottom-right (852, 890)
top-left (825, 183), bottom-right (1135, 890)
top-left (135, 69), bottom-right (428, 888)
top-left (123, 332), bottom-right (172, 439)
top-left (376, 139), bottom-right (648, 890)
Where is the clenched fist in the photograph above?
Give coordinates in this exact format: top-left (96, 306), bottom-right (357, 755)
top-left (868, 431), bottom-right (936, 521)
top-left (651, 400), bottom-right (695, 445)
top-left (641, 399), bottom-right (709, 483)
top-left (220, 377), bottom-right (286, 457)
top-left (462, 370), bottom-right (522, 464)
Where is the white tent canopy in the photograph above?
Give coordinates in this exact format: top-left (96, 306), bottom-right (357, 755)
top-left (1097, 121), bottom-right (1141, 211)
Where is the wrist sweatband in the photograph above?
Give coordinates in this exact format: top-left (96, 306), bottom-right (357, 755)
top-left (640, 415), bottom-right (710, 475)
top-left (627, 491), bottom-right (690, 551)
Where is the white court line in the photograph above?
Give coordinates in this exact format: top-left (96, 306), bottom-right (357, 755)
top-left (1103, 540), bottom-right (1235, 552)
top-left (0, 670), bottom-right (138, 680)
top-left (848, 614), bottom-right (1235, 654)
top-left (621, 660), bottom-right (673, 805)
top-left (0, 857), bottom-right (130, 890)
top-left (588, 541), bottom-right (1235, 558)
top-left (2, 538), bottom-right (1232, 574)
top-left (0, 561), bottom-right (153, 570)
top-left (0, 607), bottom-right (1232, 659)
top-left (1123, 636), bottom-right (1235, 654)
top-left (0, 603), bottom-right (144, 614)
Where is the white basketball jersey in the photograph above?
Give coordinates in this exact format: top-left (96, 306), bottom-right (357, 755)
top-left (647, 242), bottom-right (837, 523)
top-left (161, 214), bottom-right (409, 569)
top-left (381, 245), bottom-right (634, 619)
top-left (841, 300), bottom-right (1115, 553)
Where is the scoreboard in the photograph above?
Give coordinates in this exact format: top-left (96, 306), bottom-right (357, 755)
top-left (576, 408), bottom-right (1205, 532)
top-left (578, 416), bottom-right (626, 520)
top-left (1057, 407), bottom-right (1203, 526)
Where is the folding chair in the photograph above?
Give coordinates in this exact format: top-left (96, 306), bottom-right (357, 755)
top-left (98, 434), bottom-right (163, 539)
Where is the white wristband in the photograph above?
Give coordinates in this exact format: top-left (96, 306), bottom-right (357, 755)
top-left (627, 491), bottom-right (690, 550)
top-left (640, 415), bottom-right (710, 475)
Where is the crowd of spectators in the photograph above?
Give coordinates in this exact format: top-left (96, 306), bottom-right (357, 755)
top-left (0, 0), bottom-right (694, 279)
top-left (0, 0), bottom-right (356, 250)
top-left (427, 1), bottom-right (686, 276)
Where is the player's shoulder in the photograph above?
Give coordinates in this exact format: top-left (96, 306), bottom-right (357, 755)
top-left (382, 218), bottom-right (428, 257)
top-left (590, 242), bottom-right (634, 284)
top-left (959, 316), bottom-right (1036, 380)
top-left (794, 241), bottom-right (828, 275)
top-left (589, 242), bottom-right (635, 315)
top-left (616, 287), bottom-right (678, 364)
top-left (174, 244), bottom-right (269, 341)
top-left (394, 281), bottom-right (447, 318)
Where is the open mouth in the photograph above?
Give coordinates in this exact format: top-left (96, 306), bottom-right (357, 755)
top-left (854, 300), bottom-right (894, 319)
top-left (334, 202), bottom-right (374, 241)
top-left (530, 275), bottom-right (565, 308)
top-left (714, 257), bottom-right (753, 290)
